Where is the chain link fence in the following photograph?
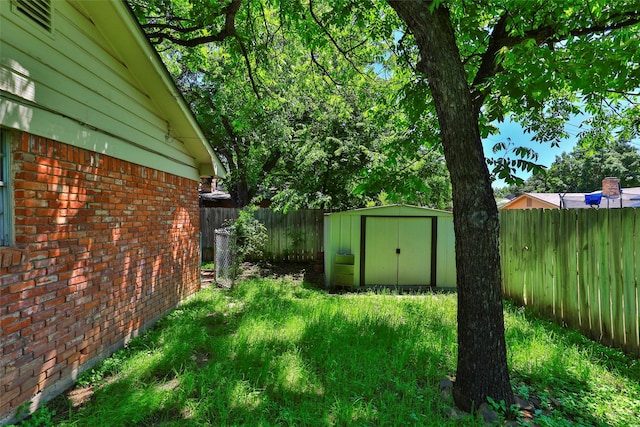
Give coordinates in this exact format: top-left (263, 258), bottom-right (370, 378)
top-left (215, 227), bottom-right (237, 287)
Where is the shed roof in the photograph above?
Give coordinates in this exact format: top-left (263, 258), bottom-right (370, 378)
top-left (325, 204), bottom-right (453, 217)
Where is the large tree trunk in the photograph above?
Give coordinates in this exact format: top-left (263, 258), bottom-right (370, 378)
top-left (387, 1), bottom-right (514, 412)
top-left (231, 179), bottom-right (252, 208)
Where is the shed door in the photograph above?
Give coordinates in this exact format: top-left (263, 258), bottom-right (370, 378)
top-left (363, 217), bottom-right (432, 286)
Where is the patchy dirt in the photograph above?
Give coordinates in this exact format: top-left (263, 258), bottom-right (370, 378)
top-left (201, 261), bottom-right (324, 289)
top-left (200, 268), bottom-right (216, 287)
top-left (67, 386), bottom-right (95, 408)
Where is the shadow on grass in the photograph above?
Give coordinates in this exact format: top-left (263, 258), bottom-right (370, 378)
top-left (33, 278), bottom-right (638, 426)
top-left (504, 302), bottom-right (640, 426)
top-left (67, 279), bottom-right (465, 426)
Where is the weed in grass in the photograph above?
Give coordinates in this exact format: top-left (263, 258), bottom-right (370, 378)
top-left (9, 404), bottom-right (56, 427)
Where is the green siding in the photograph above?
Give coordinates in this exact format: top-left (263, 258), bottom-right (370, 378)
top-left (0, 0), bottom-right (222, 180)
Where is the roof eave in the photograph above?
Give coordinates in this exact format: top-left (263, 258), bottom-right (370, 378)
top-left (77, 0), bottom-right (226, 178)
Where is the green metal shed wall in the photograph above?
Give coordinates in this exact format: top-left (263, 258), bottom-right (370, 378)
top-left (324, 205), bottom-right (457, 288)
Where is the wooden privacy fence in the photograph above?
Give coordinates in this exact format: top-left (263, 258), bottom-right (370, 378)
top-left (500, 208), bottom-right (639, 357)
top-left (200, 208), bottom-right (325, 262)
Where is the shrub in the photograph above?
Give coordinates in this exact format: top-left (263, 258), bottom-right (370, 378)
top-left (221, 206), bottom-right (268, 283)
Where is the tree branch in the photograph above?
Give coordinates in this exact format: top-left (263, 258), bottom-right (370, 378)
top-left (308, 0), bottom-right (366, 77)
top-left (260, 149), bottom-right (281, 176)
top-left (606, 89), bottom-right (640, 98)
top-left (470, 8), bottom-right (640, 112)
top-left (144, 0), bottom-right (244, 46)
top-left (140, 22), bottom-right (202, 34)
top-left (310, 51), bottom-right (341, 86)
top-left (237, 37), bottom-right (261, 98)
top-left (220, 114), bottom-right (237, 142)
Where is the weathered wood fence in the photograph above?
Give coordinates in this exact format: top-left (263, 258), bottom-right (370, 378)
top-left (200, 208), bottom-right (325, 262)
top-left (500, 208), bottom-right (639, 357)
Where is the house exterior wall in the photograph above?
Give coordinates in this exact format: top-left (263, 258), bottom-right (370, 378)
top-left (0, 131), bottom-right (201, 424)
top-left (323, 205), bottom-right (456, 288)
top-left (0, 0), bottom-right (220, 179)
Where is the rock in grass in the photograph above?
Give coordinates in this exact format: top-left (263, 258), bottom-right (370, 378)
top-left (439, 378), bottom-right (454, 401)
top-left (443, 406), bottom-right (467, 420)
top-left (478, 402), bottom-right (500, 424)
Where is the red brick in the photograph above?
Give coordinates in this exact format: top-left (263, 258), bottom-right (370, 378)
top-left (31, 321), bottom-right (56, 341)
top-left (20, 285), bottom-right (48, 299)
top-left (0, 312), bottom-right (20, 328)
top-left (1, 386), bottom-right (20, 408)
top-left (6, 280), bottom-right (31, 294)
top-left (3, 317), bottom-right (31, 335)
top-left (44, 361), bottom-right (66, 381)
top-left (19, 320), bottom-right (45, 339)
top-left (6, 133), bottom-right (203, 419)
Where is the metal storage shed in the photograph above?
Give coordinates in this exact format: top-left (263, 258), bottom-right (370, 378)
top-left (324, 205), bottom-right (456, 289)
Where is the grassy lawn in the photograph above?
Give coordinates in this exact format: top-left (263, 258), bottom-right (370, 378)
top-left (17, 274), bottom-right (640, 426)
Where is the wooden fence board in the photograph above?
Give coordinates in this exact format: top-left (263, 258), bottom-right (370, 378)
top-left (623, 209), bottom-right (639, 356)
top-left (200, 208), bottom-right (325, 262)
top-left (532, 209), bottom-right (545, 307)
top-left (545, 210), bottom-right (558, 319)
top-left (562, 210), bottom-right (580, 330)
top-left (499, 210), bottom-right (510, 299)
top-left (515, 211), bottom-right (524, 301)
top-left (523, 210), bottom-right (533, 305)
top-left (575, 209), bottom-right (592, 336)
top-left (555, 210), bottom-right (565, 323)
top-left (507, 211), bottom-right (518, 302)
top-left (501, 208), bottom-right (639, 357)
top-left (609, 209), bottom-right (625, 348)
top-left (599, 210), bottom-right (613, 346)
top-left (507, 211), bottom-right (519, 301)
top-left (632, 209), bottom-right (640, 358)
top-left (589, 210), bottom-right (606, 341)
top-left (635, 209), bottom-right (640, 358)
top-left (500, 210), bottom-right (512, 299)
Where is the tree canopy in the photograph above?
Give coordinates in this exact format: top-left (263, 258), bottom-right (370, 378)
top-left (130, 0), bottom-right (452, 210)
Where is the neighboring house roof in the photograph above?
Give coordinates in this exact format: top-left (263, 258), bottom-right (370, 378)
top-left (500, 188), bottom-right (640, 209)
top-left (0, 0), bottom-right (225, 179)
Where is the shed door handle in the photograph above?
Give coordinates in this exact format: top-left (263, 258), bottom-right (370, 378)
top-left (396, 248), bottom-right (401, 254)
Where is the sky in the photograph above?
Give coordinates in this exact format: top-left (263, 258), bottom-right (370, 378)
top-left (484, 114), bottom-right (640, 189)
top-left (482, 118), bottom-right (580, 188)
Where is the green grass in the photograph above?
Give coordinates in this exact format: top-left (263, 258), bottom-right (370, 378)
top-left (201, 261), bottom-right (215, 270)
top-left (17, 278), bottom-right (640, 426)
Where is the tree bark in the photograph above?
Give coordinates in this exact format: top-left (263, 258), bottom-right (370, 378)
top-left (386, 0), bottom-right (514, 412)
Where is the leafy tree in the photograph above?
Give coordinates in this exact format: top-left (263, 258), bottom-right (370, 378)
top-left (130, 0), bottom-right (451, 210)
top-left (384, 0), bottom-right (639, 410)
top-left (129, 0), bottom-right (640, 413)
top-left (522, 140), bottom-right (640, 193)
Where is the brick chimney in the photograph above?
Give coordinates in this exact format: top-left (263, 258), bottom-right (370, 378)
top-left (200, 176), bottom-right (213, 193)
top-left (602, 177), bottom-right (620, 198)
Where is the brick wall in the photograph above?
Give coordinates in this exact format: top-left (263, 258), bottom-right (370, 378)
top-left (0, 131), bottom-right (202, 424)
